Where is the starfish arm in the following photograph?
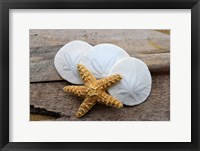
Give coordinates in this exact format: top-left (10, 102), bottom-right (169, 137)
top-left (76, 97), bottom-right (97, 117)
top-left (97, 92), bottom-right (123, 108)
top-left (63, 86), bottom-right (87, 97)
top-left (97, 74), bottom-right (122, 90)
top-left (77, 64), bottom-right (96, 85)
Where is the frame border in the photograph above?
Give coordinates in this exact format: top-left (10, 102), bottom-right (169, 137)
top-left (0, 0), bottom-right (199, 151)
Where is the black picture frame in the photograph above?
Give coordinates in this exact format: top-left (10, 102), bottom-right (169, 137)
top-left (0, 0), bottom-right (199, 151)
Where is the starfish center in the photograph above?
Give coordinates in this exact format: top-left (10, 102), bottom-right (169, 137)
top-left (63, 64), bottom-right (123, 117)
top-left (87, 86), bottom-right (98, 96)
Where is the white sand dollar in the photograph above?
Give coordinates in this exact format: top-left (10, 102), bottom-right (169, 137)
top-left (54, 40), bottom-right (93, 84)
top-left (80, 44), bottom-right (129, 79)
top-left (108, 57), bottom-right (152, 106)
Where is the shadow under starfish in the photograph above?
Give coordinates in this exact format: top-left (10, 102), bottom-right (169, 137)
top-left (63, 64), bottom-right (123, 117)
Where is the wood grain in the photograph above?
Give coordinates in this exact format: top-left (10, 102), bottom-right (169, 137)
top-left (30, 29), bottom-right (170, 54)
top-left (30, 114), bottom-right (57, 121)
top-left (30, 29), bottom-right (170, 82)
top-left (30, 29), bottom-right (170, 121)
top-left (30, 74), bottom-right (170, 121)
top-left (30, 45), bottom-right (63, 82)
top-left (30, 46), bottom-right (170, 82)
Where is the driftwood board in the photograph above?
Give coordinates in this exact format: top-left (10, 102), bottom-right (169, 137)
top-left (30, 29), bottom-right (170, 82)
top-left (30, 29), bottom-right (170, 121)
top-left (30, 75), bottom-right (170, 121)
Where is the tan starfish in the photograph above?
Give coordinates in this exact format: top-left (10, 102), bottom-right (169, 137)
top-left (63, 64), bottom-right (123, 117)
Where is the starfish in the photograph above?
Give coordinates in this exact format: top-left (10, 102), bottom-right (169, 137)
top-left (63, 64), bottom-right (123, 117)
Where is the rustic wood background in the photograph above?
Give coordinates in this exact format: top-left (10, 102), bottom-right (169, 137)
top-left (30, 29), bottom-right (170, 121)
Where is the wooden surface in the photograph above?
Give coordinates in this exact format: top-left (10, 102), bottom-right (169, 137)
top-left (30, 114), bottom-right (57, 121)
top-left (30, 29), bottom-right (170, 121)
top-left (31, 74), bottom-right (169, 121)
top-left (30, 45), bottom-right (169, 82)
top-left (30, 29), bottom-right (170, 82)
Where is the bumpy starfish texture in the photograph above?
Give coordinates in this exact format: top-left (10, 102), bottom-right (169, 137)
top-left (63, 64), bottom-right (123, 117)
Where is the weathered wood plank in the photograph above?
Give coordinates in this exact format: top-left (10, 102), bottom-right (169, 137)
top-left (30, 29), bottom-right (170, 82)
top-left (136, 53), bottom-right (169, 73)
top-left (30, 44), bottom-right (170, 82)
top-left (30, 74), bottom-right (170, 121)
top-left (30, 29), bottom-right (170, 54)
top-left (155, 30), bottom-right (170, 35)
top-left (30, 45), bottom-right (63, 82)
top-left (30, 114), bottom-right (58, 121)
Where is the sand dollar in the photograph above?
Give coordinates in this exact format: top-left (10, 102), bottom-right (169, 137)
top-left (80, 44), bottom-right (129, 79)
top-left (108, 57), bottom-right (152, 106)
top-left (54, 40), bottom-right (93, 84)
